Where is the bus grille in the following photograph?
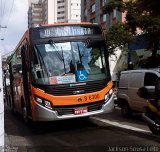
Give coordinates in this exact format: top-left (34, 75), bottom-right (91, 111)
top-left (43, 80), bottom-right (107, 96)
top-left (54, 101), bottom-right (105, 116)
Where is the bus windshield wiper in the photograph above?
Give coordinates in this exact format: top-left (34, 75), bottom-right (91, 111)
top-left (61, 47), bottom-right (66, 74)
top-left (49, 39), bottom-right (67, 74)
top-left (77, 43), bottom-right (85, 70)
top-left (48, 39), bottom-right (63, 62)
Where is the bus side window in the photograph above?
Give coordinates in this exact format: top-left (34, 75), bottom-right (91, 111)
top-left (31, 47), bottom-right (42, 79)
top-left (13, 64), bottom-right (22, 74)
top-left (21, 43), bottom-right (28, 66)
top-left (21, 43), bottom-right (30, 84)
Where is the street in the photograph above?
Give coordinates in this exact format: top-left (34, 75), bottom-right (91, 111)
top-left (1, 1), bottom-right (160, 152)
top-left (4, 106), bottom-right (160, 152)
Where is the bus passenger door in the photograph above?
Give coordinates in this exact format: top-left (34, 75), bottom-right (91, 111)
top-left (8, 63), bottom-right (15, 110)
top-left (21, 44), bottom-right (32, 116)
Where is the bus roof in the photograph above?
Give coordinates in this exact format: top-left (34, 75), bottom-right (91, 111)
top-left (33, 22), bottom-right (99, 28)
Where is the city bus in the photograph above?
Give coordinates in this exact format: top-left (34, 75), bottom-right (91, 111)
top-left (6, 22), bottom-right (114, 123)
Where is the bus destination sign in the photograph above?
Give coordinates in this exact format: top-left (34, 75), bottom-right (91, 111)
top-left (39, 26), bottom-right (101, 38)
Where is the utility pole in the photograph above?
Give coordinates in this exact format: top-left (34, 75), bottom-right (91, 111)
top-left (0, 50), bottom-right (4, 151)
top-left (0, 26), bottom-right (6, 151)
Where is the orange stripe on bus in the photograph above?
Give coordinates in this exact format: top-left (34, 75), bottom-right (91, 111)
top-left (31, 81), bottom-right (113, 106)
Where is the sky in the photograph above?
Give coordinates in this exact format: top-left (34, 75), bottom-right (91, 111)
top-left (0, 0), bottom-right (28, 57)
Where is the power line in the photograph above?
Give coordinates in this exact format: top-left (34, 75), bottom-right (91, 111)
top-left (0, 0), bottom-right (6, 25)
top-left (1, 0), bottom-right (6, 22)
top-left (2, 0), bottom-right (15, 38)
top-left (5, 0), bottom-right (15, 25)
top-left (2, 50), bottom-right (13, 58)
top-left (0, 0), bottom-right (3, 25)
top-left (0, 0), bottom-right (15, 56)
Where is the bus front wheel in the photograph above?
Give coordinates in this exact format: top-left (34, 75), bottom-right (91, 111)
top-left (22, 106), bottom-right (31, 125)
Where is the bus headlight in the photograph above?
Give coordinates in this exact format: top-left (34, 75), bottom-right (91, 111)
top-left (44, 100), bottom-right (52, 109)
top-left (35, 97), bottom-right (43, 104)
top-left (35, 96), bottom-right (52, 110)
top-left (105, 89), bottom-right (113, 102)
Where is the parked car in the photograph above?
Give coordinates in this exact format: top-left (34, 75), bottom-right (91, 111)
top-left (117, 69), bottom-right (160, 117)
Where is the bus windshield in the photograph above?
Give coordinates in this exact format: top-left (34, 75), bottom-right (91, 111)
top-left (31, 40), bottom-right (108, 85)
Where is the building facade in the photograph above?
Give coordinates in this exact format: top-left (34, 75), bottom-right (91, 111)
top-left (81, 0), bottom-right (122, 29)
top-left (28, 0), bottom-right (43, 27)
top-left (66, 0), bottom-right (81, 23)
top-left (28, 0), bottom-right (81, 27)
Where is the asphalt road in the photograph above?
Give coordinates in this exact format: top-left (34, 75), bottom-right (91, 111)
top-left (4, 106), bottom-right (160, 152)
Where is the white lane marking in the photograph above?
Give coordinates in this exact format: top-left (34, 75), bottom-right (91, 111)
top-left (92, 117), bottom-right (151, 133)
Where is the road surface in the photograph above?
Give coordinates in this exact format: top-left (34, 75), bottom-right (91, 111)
top-left (4, 106), bottom-right (160, 152)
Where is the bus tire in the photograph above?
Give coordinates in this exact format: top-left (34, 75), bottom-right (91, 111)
top-left (10, 97), bottom-right (15, 113)
top-left (22, 106), bottom-right (30, 124)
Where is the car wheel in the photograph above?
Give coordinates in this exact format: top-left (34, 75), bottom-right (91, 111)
top-left (121, 103), bottom-right (132, 118)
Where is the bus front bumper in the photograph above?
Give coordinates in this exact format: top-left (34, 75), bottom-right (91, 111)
top-left (33, 95), bottom-right (114, 121)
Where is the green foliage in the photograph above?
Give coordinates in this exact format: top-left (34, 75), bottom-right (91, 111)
top-left (104, 0), bottom-right (160, 57)
top-left (126, 0), bottom-right (160, 35)
top-left (126, 0), bottom-right (160, 57)
top-left (105, 22), bottom-right (132, 55)
top-left (103, 0), bottom-right (125, 14)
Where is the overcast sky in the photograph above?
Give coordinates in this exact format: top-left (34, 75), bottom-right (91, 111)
top-left (0, 0), bottom-right (28, 57)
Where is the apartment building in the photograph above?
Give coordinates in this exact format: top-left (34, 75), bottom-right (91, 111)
top-left (28, 0), bottom-right (81, 27)
top-left (28, 0), bottom-right (43, 27)
top-left (81, 0), bottom-right (122, 29)
top-left (66, 0), bottom-right (81, 23)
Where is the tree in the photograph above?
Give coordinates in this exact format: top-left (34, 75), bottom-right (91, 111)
top-left (103, 0), bottom-right (126, 29)
top-left (125, 0), bottom-right (160, 58)
top-left (105, 22), bottom-right (132, 55)
top-left (103, 0), bottom-right (131, 56)
top-left (104, 0), bottom-right (160, 60)
top-left (103, 0), bottom-right (125, 14)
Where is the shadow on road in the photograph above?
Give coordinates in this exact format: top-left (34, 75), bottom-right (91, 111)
top-left (4, 106), bottom-right (160, 152)
top-left (4, 106), bottom-right (98, 137)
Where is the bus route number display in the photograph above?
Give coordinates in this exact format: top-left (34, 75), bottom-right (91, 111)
top-left (39, 26), bottom-right (97, 38)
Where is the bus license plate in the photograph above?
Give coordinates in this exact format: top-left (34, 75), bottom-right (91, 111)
top-left (74, 107), bottom-right (88, 115)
